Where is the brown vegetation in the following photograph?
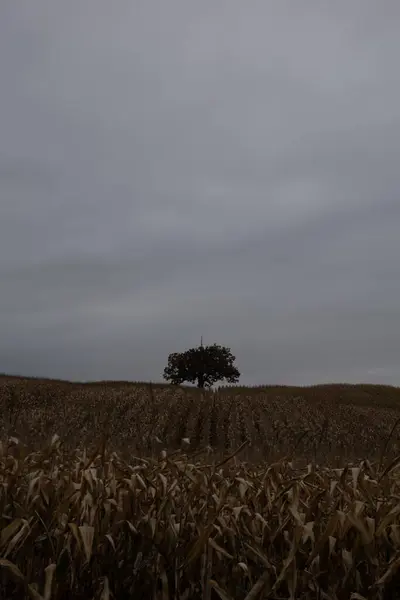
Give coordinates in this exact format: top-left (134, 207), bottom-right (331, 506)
top-left (2, 376), bottom-right (400, 597)
top-left (1, 375), bottom-right (400, 463)
top-left (1, 436), bottom-right (400, 598)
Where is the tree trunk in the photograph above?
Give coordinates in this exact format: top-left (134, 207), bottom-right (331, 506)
top-left (197, 373), bottom-right (205, 388)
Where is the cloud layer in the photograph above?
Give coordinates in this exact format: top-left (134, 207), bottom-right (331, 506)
top-left (1, 2), bottom-right (400, 385)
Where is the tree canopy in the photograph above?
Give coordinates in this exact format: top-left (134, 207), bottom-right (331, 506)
top-left (163, 343), bottom-right (240, 388)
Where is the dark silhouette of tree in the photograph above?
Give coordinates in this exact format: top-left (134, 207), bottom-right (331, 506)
top-left (163, 342), bottom-right (240, 388)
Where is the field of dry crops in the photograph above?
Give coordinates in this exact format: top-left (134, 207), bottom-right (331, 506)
top-left (1, 376), bottom-right (400, 463)
top-left (1, 436), bottom-right (400, 598)
top-left (2, 377), bottom-right (400, 598)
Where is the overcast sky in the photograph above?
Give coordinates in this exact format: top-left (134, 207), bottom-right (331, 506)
top-left (1, 2), bottom-right (400, 386)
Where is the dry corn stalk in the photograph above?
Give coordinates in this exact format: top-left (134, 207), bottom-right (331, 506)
top-left (1, 435), bottom-right (400, 598)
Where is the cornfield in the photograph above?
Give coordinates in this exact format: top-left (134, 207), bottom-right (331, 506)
top-left (2, 377), bottom-right (400, 464)
top-left (1, 435), bottom-right (400, 599)
top-left (2, 376), bottom-right (400, 598)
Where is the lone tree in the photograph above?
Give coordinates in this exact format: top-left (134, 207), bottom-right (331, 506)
top-left (163, 342), bottom-right (240, 389)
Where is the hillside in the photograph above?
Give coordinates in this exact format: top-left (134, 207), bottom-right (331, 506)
top-left (1, 375), bottom-right (400, 463)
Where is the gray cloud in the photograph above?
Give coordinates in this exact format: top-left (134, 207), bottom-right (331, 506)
top-left (1, 1), bottom-right (400, 385)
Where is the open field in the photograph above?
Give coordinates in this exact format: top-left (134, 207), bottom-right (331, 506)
top-left (1, 375), bottom-right (400, 463)
top-left (1, 437), bottom-right (400, 598)
top-left (2, 376), bottom-right (400, 597)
